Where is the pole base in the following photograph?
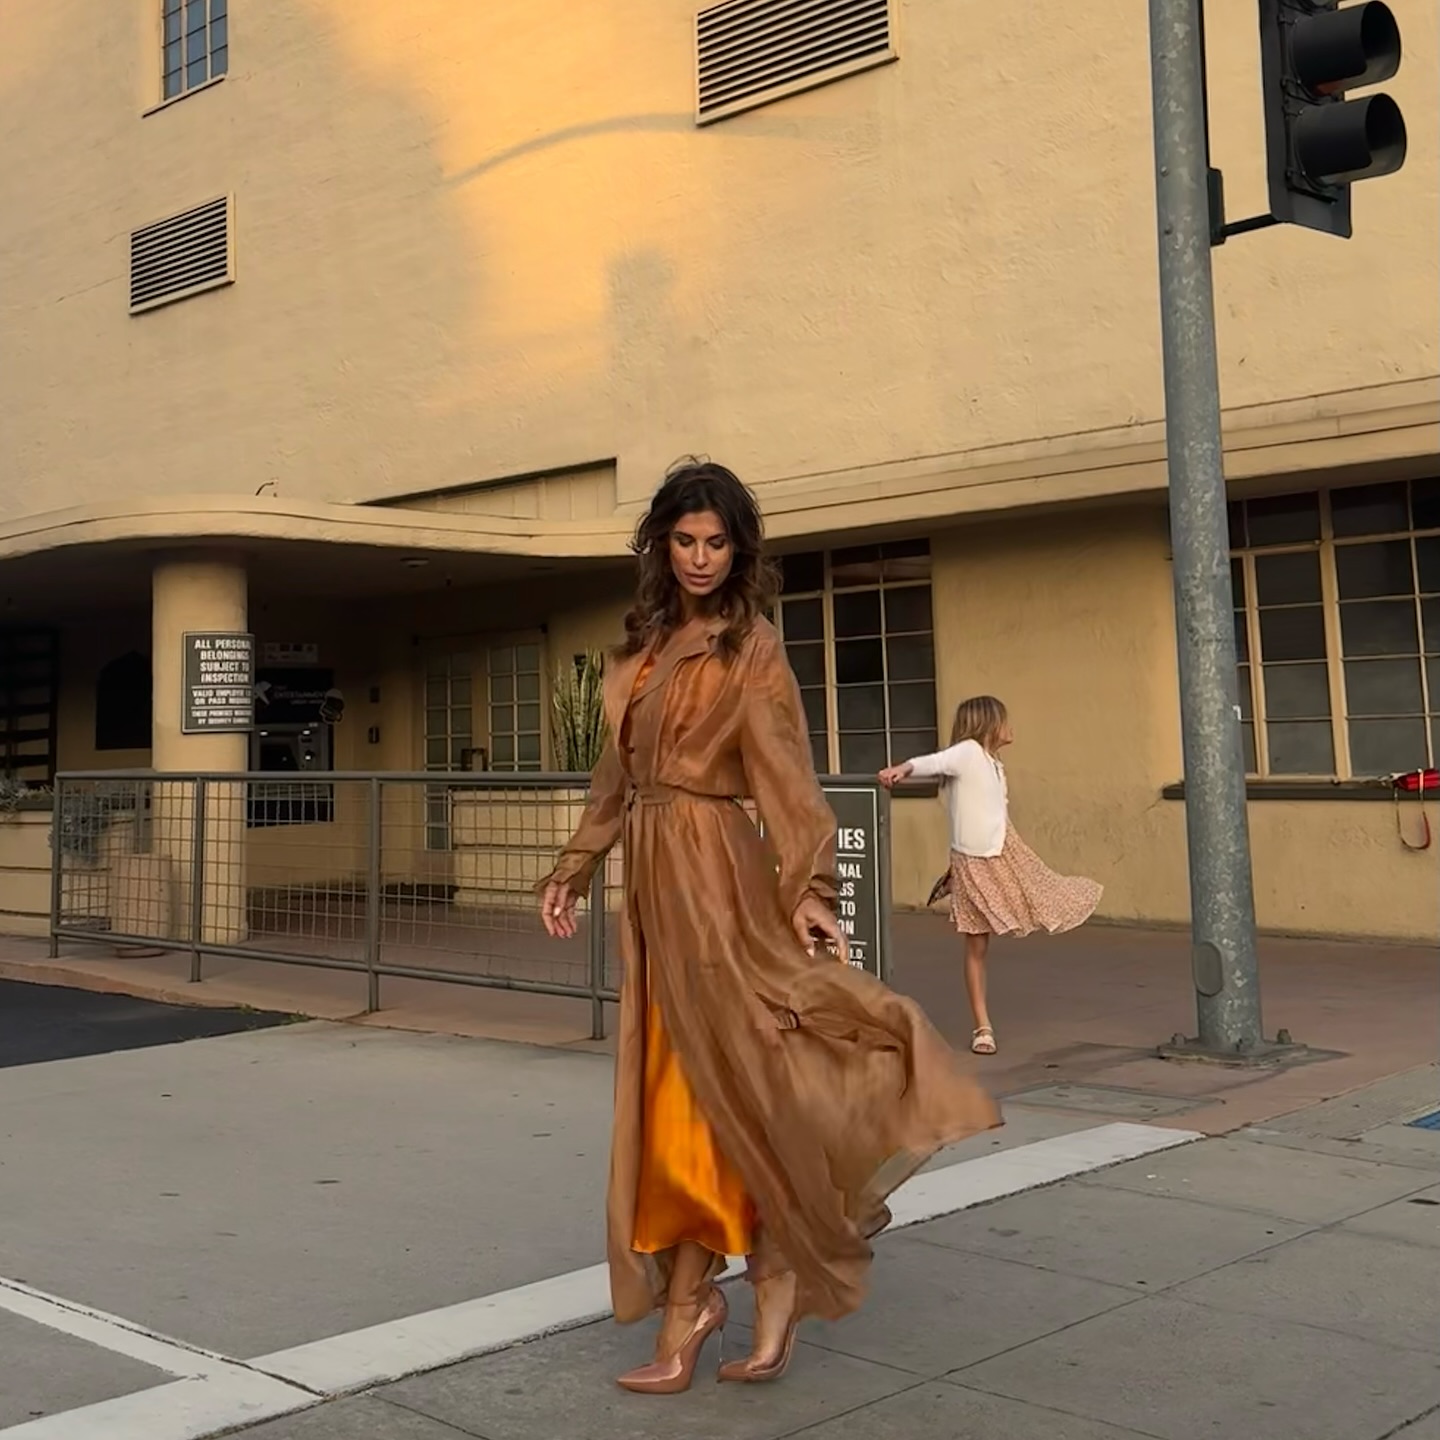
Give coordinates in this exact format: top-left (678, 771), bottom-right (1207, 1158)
top-left (1156, 1029), bottom-right (1335, 1069)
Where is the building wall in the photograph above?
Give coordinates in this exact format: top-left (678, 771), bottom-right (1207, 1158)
top-left (903, 506), bottom-right (1440, 943)
top-left (33, 507), bottom-right (1440, 942)
top-left (0, 0), bottom-right (1434, 524)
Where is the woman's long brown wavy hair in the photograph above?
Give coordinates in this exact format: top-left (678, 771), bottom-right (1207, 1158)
top-left (618, 457), bottom-right (780, 658)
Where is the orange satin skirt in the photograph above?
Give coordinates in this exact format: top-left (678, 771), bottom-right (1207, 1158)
top-left (632, 987), bottom-right (756, 1258)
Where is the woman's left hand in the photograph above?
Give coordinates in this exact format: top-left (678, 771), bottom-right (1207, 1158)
top-left (792, 894), bottom-right (850, 965)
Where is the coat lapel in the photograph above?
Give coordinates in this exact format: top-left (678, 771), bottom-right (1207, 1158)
top-left (603, 616), bottom-right (724, 743)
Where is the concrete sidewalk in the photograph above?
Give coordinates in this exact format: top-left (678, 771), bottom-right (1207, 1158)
top-left (224, 1066), bottom-right (1440, 1440)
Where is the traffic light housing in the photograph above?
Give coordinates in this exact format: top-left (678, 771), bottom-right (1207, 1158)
top-left (1258, 0), bottom-right (1407, 238)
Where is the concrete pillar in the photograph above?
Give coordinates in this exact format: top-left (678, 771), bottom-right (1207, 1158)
top-left (149, 554), bottom-right (250, 947)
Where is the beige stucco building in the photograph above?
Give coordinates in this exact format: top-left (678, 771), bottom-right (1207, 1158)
top-left (0, 0), bottom-right (1437, 943)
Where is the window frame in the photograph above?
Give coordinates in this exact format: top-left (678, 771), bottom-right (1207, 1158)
top-left (773, 542), bottom-right (938, 776)
top-left (1231, 481), bottom-right (1440, 782)
top-left (158, 0), bottom-right (229, 107)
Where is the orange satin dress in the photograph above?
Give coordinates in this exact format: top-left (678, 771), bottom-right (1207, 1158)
top-left (626, 652), bottom-right (756, 1259)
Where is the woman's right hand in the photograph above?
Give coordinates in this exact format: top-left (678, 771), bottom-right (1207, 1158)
top-left (540, 879), bottom-right (580, 939)
top-left (877, 762), bottom-right (913, 789)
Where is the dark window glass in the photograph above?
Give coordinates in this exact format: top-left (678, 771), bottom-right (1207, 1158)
top-left (889, 683), bottom-right (937, 729)
top-left (1245, 493), bottom-right (1321, 547)
top-left (800, 688), bottom-right (827, 732)
top-left (186, 57), bottom-right (208, 87)
top-left (1237, 663), bottom-right (1254, 719)
top-left (830, 546), bottom-right (882, 589)
top-left (1258, 607), bottom-right (1327, 662)
top-left (1228, 503), bottom-right (1246, 549)
top-left (1349, 717), bottom-right (1427, 776)
top-left (833, 589), bottom-right (881, 638)
top-left (1425, 598), bottom-right (1440, 655)
top-left (835, 638), bottom-right (884, 685)
top-left (884, 586), bottom-right (933, 633)
top-left (1411, 478), bottom-right (1440, 531)
top-left (891, 729), bottom-right (938, 765)
top-left (1266, 721), bottom-right (1334, 775)
top-left (1335, 540), bottom-right (1414, 599)
top-left (839, 732), bottom-right (888, 774)
top-left (1331, 482), bottom-right (1409, 537)
top-left (886, 633), bottom-right (935, 681)
top-left (780, 551), bottom-right (824, 594)
top-left (1339, 600), bottom-right (1418, 657)
top-left (837, 686), bottom-right (885, 730)
top-left (1261, 663), bottom-right (1330, 719)
top-left (880, 540), bottom-right (931, 582)
top-left (779, 595), bottom-right (823, 642)
top-left (1255, 551), bottom-right (1322, 606)
top-left (1415, 536), bottom-right (1440, 594)
top-left (1234, 611), bottom-right (1249, 662)
top-left (1241, 721), bottom-right (1257, 773)
top-left (1344, 658), bottom-right (1423, 717)
top-left (1230, 558), bottom-right (1246, 606)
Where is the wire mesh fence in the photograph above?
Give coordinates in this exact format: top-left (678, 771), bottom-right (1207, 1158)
top-left (51, 772), bottom-right (622, 1037)
top-left (51, 771), bottom-right (888, 1039)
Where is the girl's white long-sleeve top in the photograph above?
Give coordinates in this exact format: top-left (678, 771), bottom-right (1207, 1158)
top-left (906, 739), bottom-right (1008, 858)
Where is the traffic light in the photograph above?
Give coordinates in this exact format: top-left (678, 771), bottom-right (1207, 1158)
top-left (1258, 0), bottom-right (1407, 238)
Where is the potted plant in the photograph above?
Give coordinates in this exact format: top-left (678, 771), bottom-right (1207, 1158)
top-left (552, 649), bottom-right (609, 774)
top-left (550, 650), bottom-right (620, 910)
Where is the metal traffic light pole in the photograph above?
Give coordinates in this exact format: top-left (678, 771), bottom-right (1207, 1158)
top-left (1147, 0), bottom-right (1269, 1059)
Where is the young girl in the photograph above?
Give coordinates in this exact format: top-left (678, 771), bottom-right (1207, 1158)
top-left (879, 695), bottom-right (1101, 1056)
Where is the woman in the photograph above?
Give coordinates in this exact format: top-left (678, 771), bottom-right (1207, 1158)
top-left (539, 459), bottom-right (1000, 1394)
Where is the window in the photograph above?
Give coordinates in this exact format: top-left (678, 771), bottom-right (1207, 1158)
top-left (486, 643), bottom-right (543, 773)
top-left (163, 0), bottom-right (228, 101)
top-left (695, 0), bottom-right (896, 125)
top-left (1230, 479), bottom-right (1440, 779)
top-left (774, 541), bottom-right (937, 775)
top-left (424, 653), bottom-right (473, 850)
top-left (0, 630), bottom-right (58, 786)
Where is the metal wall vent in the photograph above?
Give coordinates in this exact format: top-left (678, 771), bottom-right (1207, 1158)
top-left (130, 195), bottom-right (234, 314)
top-left (696, 0), bottom-right (895, 124)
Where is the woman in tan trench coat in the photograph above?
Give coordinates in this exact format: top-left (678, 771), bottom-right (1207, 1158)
top-left (539, 460), bottom-right (1000, 1394)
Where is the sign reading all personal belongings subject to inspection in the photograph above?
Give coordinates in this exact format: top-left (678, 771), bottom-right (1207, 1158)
top-left (182, 632), bottom-right (255, 734)
top-left (757, 782), bottom-right (889, 982)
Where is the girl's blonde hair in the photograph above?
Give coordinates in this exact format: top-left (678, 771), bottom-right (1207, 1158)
top-left (950, 695), bottom-right (1008, 754)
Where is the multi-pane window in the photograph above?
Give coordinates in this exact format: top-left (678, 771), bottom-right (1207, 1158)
top-left (1230, 479), bottom-right (1440, 779)
top-left (487, 643), bottom-right (543, 772)
top-left (164, 0), bottom-right (228, 102)
top-left (775, 541), bottom-right (938, 775)
top-left (424, 653), bottom-right (473, 850)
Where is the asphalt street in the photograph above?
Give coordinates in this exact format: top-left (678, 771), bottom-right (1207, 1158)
top-left (0, 979), bottom-right (290, 1069)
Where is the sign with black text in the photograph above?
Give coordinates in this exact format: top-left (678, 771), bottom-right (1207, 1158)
top-left (824, 784), bottom-right (885, 981)
top-left (757, 781), bottom-right (888, 981)
top-left (181, 632), bottom-right (255, 734)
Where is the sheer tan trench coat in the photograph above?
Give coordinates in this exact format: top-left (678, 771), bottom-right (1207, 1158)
top-left (541, 614), bottom-right (1000, 1324)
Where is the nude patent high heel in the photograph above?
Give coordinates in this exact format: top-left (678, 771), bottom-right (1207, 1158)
top-left (717, 1271), bottom-right (799, 1384)
top-left (717, 1317), bottom-right (798, 1383)
top-left (615, 1287), bottom-right (728, 1395)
